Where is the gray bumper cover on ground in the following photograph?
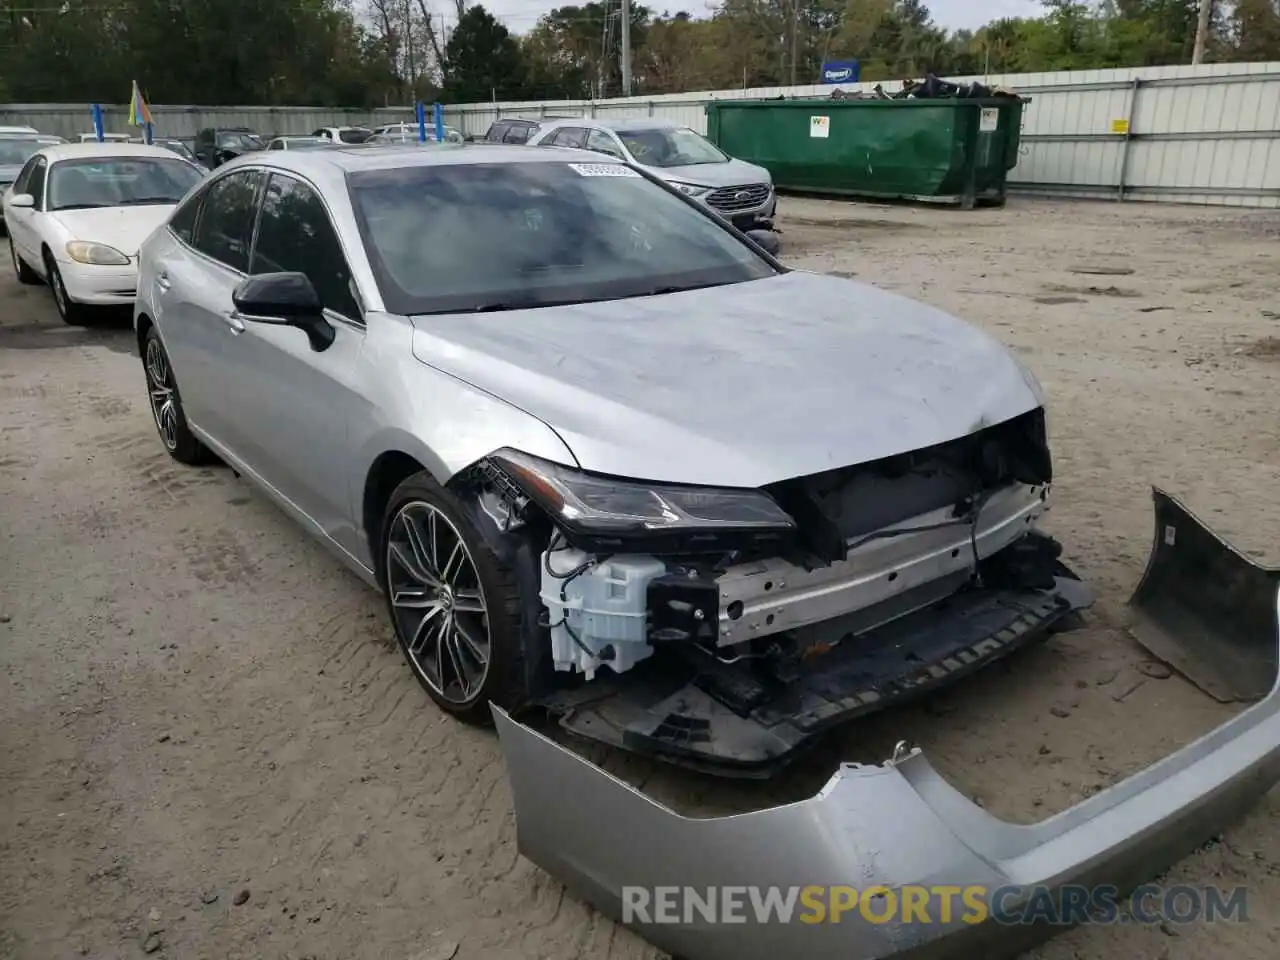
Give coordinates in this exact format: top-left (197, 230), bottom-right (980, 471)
top-left (492, 488), bottom-right (1280, 960)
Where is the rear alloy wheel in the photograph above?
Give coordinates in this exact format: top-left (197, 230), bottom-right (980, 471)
top-left (143, 327), bottom-right (210, 465)
top-left (10, 238), bottom-right (39, 285)
top-left (45, 254), bottom-right (88, 325)
top-left (381, 473), bottom-right (525, 725)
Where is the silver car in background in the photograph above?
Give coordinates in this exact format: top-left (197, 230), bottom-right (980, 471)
top-left (131, 141), bottom-right (1280, 960)
top-left (264, 135), bottom-right (338, 151)
top-left (528, 117), bottom-right (776, 230)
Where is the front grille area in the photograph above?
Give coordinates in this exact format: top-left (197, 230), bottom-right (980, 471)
top-left (706, 183), bottom-right (771, 212)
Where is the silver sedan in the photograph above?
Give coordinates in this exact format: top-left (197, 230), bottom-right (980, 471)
top-left (134, 142), bottom-right (1080, 763)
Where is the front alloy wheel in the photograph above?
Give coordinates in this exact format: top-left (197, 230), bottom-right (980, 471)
top-left (379, 473), bottom-right (526, 725)
top-left (387, 501), bottom-right (491, 704)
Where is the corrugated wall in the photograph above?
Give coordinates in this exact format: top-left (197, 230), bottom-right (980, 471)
top-left (4, 62), bottom-right (1277, 207)
top-left (435, 61), bottom-right (1280, 208)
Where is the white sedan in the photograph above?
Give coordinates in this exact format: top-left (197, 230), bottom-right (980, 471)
top-left (3, 142), bottom-right (204, 324)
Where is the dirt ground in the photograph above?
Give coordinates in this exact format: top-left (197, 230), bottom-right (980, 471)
top-left (2, 196), bottom-right (1279, 960)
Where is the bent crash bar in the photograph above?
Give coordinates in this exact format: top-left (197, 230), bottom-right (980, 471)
top-left (492, 489), bottom-right (1280, 960)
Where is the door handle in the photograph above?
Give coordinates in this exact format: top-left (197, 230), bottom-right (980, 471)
top-left (224, 312), bottom-right (246, 334)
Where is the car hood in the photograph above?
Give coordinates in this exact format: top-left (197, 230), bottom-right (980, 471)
top-left (50, 206), bottom-right (176, 257)
top-left (646, 157), bottom-right (772, 188)
top-left (408, 271), bottom-right (1043, 488)
top-left (0, 163), bottom-right (22, 184)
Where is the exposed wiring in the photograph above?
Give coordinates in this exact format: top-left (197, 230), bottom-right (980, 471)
top-left (690, 639), bottom-right (772, 665)
top-left (966, 488), bottom-right (995, 587)
top-left (845, 516), bottom-right (972, 552)
top-left (844, 488), bottom-right (995, 585)
top-left (539, 531), bottom-right (614, 662)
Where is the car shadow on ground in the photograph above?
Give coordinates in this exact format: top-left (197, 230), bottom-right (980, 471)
top-left (0, 306), bottom-right (136, 356)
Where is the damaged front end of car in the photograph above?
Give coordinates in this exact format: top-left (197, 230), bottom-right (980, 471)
top-left (455, 405), bottom-right (1093, 776)
top-left (488, 488), bottom-right (1280, 960)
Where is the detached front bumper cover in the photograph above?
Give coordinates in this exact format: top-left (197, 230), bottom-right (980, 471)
top-left (492, 488), bottom-right (1280, 960)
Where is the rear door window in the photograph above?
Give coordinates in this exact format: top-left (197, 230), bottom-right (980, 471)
top-left (586, 129), bottom-right (624, 158)
top-left (551, 127), bottom-right (587, 149)
top-left (191, 170), bottom-right (261, 271)
top-left (503, 123), bottom-right (535, 144)
top-left (169, 187), bottom-right (206, 245)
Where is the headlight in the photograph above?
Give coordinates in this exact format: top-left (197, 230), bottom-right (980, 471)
top-left (669, 181), bottom-right (712, 197)
top-left (490, 449), bottom-right (796, 552)
top-left (65, 241), bottom-right (129, 266)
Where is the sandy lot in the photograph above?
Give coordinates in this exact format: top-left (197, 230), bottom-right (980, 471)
top-left (2, 196), bottom-right (1279, 960)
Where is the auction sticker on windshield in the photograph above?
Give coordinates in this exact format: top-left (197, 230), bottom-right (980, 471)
top-left (568, 162), bottom-right (641, 177)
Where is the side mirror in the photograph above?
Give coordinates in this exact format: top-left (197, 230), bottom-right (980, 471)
top-left (744, 228), bottom-right (780, 256)
top-left (6, 193), bottom-right (35, 209)
top-left (231, 272), bottom-right (335, 352)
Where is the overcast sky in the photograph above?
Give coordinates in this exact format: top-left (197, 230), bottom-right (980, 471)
top-left (480, 1), bottom-right (1046, 33)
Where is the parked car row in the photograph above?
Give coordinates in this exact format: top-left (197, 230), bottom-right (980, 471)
top-left (478, 115), bottom-right (777, 231)
top-left (2, 113), bottom-right (780, 324)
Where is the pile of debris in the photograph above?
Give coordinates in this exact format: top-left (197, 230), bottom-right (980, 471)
top-left (827, 73), bottom-right (1023, 101)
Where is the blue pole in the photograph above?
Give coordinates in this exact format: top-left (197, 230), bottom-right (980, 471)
top-left (144, 122), bottom-right (154, 145)
top-left (91, 103), bottom-right (104, 142)
top-left (433, 103), bottom-right (445, 144)
top-left (416, 102), bottom-right (427, 143)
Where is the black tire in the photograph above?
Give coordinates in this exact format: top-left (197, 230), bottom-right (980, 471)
top-left (10, 238), bottom-right (39, 285)
top-left (142, 325), bottom-right (212, 465)
top-left (44, 252), bottom-right (90, 325)
top-left (379, 471), bottom-right (526, 725)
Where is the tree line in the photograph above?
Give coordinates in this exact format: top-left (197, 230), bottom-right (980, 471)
top-left (2, 1), bottom-right (1278, 107)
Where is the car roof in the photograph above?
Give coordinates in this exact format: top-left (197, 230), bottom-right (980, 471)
top-left (376, 121), bottom-right (458, 129)
top-left (218, 142), bottom-right (613, 180)
top-left (38, 142), bottom-right (187, 163)
top-left (538, 117), bottom-right (681, 134)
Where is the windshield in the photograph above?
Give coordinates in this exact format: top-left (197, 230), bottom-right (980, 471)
top-left (0, 138), bottom-right (51, 167)
top-left (617, 127), bottom-right (728, 167)
top-left (47, 157), bottom-right (205, 211)
top-left (348, 161), bottom-right (777, 316)
top-left (339, 129), bottom-right (371, 144)
top-left (217, 132), bottom-right (263, 150)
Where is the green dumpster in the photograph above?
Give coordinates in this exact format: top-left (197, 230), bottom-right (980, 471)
top-left (704, 96), bottom-right (1028, 208)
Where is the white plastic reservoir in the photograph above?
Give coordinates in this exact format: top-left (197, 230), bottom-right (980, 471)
top-left (539, 548), bottom-right (668, 681)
